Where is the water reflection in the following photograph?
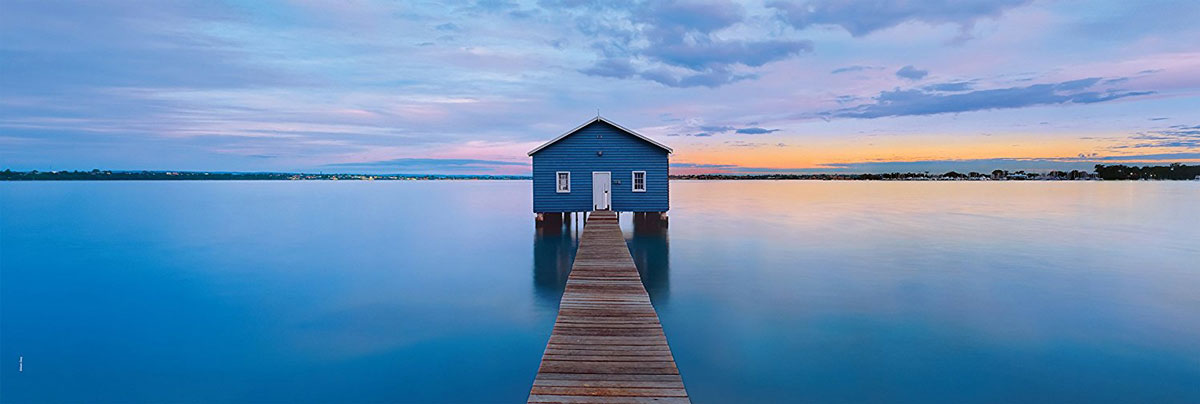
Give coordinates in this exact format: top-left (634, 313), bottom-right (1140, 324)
top-left (532, 213), bottom-right (577, 307)
top-left (532, 212), bottom-right (673, 307)
top-left (626, 212), bottom-right (671, 305)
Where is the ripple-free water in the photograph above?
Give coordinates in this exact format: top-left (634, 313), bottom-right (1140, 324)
top-left (2, 181), bottom-right (1198, 403)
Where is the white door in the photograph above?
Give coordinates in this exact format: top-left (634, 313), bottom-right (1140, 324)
top-left (592, 172), bottom-right (611, 211)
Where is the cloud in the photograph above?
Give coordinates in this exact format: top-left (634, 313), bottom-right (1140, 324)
top-left (637, 67), bottom-right (756, 88)
top-left (723, 140), bottom-right (769, 147)
top-left (641, 0), bottom-right (744, 34)
top-left (735, 127), bottom-right (780, 134)
top-left (562, 0), bottom-right (812, 87)
top-left (699, 125), bottom-right (735, 132)
top-left (769, 0), bottom-right (1033, 38)
top-left (825, 77), bottom-right (1154, 119)
top-left (4, 0), bottom-right (1197, 173)
top-left (676, 124), bottom-right (781, 136)
top-left (1114, 125), bottom-right (1200, 149)
top-left (1070, 0), bottom-right (1200, 42)
top-left (831, 65), bottom-right (883, 74)
top-left (642, 38), bottom-right (812, 71)
top-left (922, 81), bottom-right (973, 92)
top-left (580, 58), bottom-right (637, 78)
top-left (536, 0), bottom-right (633, 9)
top-left (834, 95), bottom-right (862, 104)
top-left (1055, 77), bottom-right (1101, 91)
top-left (324, 158), bottom-right (527, 174)
top-left (466, 0), bottom-right (521, 13)
top-left (0, 2), bottom-right (295, 93)
top-left (1093, 152), bottom-right (1200, 160)
top-left (667, 129), bottom-right (719, 137)
top-left (896, 65), bottom-right (929, 80)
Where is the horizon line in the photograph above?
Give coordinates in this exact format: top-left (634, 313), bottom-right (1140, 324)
top-left (5, 163), bottom-right (1197, 178)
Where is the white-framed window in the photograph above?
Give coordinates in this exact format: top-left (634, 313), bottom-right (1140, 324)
top-left (632, 171), bottom-right (646, 192)
top-left (556, 171), bottom-right (571, 193)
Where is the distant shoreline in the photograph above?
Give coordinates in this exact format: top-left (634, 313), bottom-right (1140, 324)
top-left (3, 164), bottom-right (1198, 181)
top-left (0, 170), bottom-right (528, 181)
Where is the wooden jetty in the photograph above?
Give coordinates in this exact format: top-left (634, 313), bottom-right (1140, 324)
top-left (529, 211), bottom-right (689, 403)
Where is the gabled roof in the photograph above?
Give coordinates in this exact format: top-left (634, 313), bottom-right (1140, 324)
top-left (527, 116), bottom-right (673, 156)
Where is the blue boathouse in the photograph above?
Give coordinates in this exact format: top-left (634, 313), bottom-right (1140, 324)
top-left (529, 117), bottom-right (671, 215)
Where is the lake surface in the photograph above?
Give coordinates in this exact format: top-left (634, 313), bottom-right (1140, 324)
top-left (2, 181), bottom-right (1198, 403)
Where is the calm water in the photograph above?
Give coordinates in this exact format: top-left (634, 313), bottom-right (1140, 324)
top-left (2, 181), bottom-right (1198, 403)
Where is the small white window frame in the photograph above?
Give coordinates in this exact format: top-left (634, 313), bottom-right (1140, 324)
top-left (632, 171), bottom-right (646, 192)
top-left (556, 171), bottom-right (571, 193)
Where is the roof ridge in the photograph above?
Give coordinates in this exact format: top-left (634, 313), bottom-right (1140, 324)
top-left (527, 116), bottom-right (673, 156)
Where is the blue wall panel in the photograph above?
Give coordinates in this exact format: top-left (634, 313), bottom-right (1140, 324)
top-left (531, 121), bottom-right (669, 213)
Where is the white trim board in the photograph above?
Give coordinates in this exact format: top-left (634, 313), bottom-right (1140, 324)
top-left (631, 171), bottom-right (646, 192)
top-left (556, 171), bottom-right (571, 193)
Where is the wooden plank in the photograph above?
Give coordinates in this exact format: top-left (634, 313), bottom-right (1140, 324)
top-left (544, 347), bottom-right (670, 352)
top-left (529, 211), bottom-right (689, 403)
top-left (530, 386), bottom-right (689, 397)
top-left (545, 345), bottom-right (673, 353)
top-left (543, 354), bottom-right (675, 361)
top-left (534, 379), bottom-right (685, 389)
top-left (528, 395), bottom-right (691, 403)
top-left (534, 373), bottom-right (683, 382)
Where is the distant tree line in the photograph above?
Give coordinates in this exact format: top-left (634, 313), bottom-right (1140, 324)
top-left (671, 164), bottom-right (1200, 181)
top-left (4, 165), bottom-right (1198, 181)
top-left (1092, 164), bottom-right (1200, 180)
top-left (671, 170), bottom-right (1093, 181)
top-left (0, 169), bottom-right (530, 181)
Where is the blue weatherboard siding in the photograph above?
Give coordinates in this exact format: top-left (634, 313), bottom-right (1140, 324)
top-left (531, 120), bottom-right (669, 213)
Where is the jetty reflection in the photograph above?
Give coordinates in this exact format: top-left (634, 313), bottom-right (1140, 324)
top-left (532, 213), bottom-right (577, 307)
top-left (627, 212), bottom-right (671, 304)
top-left (532, 212), bottom-right (672, 307)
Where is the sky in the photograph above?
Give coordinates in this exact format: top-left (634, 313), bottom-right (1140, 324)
top-left (2, 0), bottom-right (1199, 175)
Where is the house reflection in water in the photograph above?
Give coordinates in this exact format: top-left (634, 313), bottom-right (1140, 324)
top-left (532, 212), bottom-right (672, 307)
top-left (627, 212), bottom-right (671, 305)
top-left (532, 213), bottom-right (577, 307)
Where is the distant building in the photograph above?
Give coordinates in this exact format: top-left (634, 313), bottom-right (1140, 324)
top-left (528, 117), bottom-right (671, 213)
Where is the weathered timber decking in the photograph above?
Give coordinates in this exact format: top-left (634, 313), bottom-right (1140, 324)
top-left (529, 211), bottom-right (689, 404)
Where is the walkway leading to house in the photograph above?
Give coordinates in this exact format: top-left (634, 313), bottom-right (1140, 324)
top-left (528, 211), bottom-right (689, 404)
